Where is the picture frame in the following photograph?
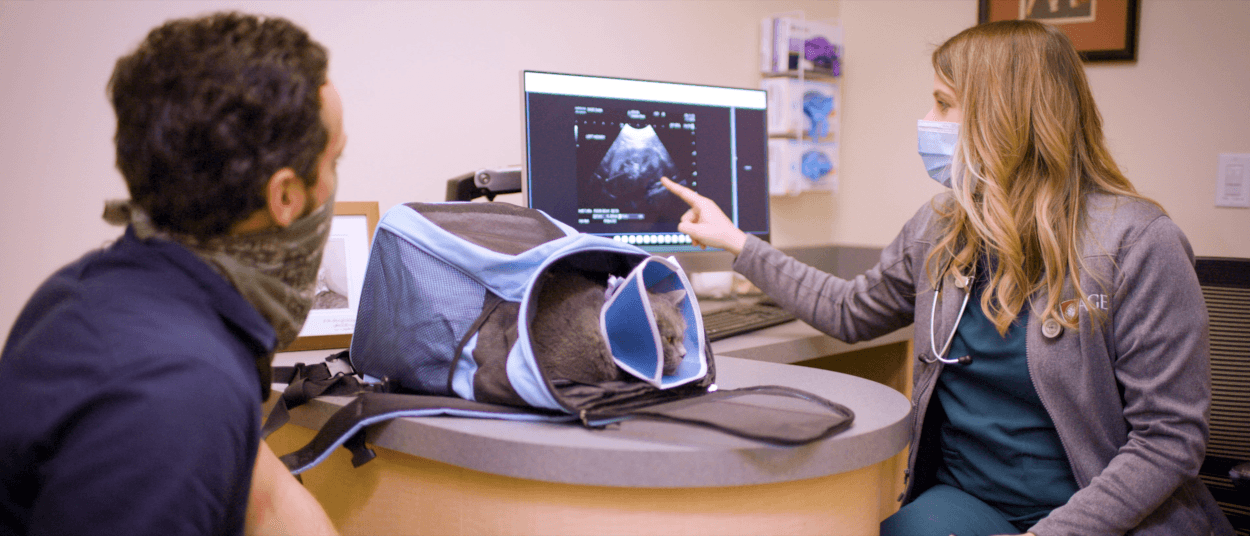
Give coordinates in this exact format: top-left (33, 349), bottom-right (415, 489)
top-left (285, 201), bottom-right (380, 352)
top-left (977, 0), bottom-right (1140, 62)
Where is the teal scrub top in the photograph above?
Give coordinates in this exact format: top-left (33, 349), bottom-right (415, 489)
top-left (932, 275), bottom-right (1080, 531)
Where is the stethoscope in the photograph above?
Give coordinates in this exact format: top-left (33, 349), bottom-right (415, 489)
top-left (924, 267), bottom-right (975, 366)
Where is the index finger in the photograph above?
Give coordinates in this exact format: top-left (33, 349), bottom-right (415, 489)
top-left (660, 177), bottom-right (700, 207)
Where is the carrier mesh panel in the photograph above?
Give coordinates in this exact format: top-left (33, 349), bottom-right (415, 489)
top-left (411, 202), bottom-right (566, 255)
top-left (351, 230), bottom-right (485, 394)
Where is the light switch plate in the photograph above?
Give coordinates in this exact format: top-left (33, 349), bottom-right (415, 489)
top-left (1216, 153), bottom-right (1250, 208)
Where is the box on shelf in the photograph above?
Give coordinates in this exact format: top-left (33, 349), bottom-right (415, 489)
top-left (768, 139), bottom-right (839, 196)
top-left (760, 16), bottom-right (843, 77)
top-left (761, 78), bottom-right (839, 142)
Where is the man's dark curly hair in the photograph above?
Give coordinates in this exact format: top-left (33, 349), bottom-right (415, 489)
top-left (108, 12), bottom-right (329, 239)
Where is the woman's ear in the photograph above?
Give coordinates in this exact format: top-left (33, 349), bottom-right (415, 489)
top-left (265, 168), bottom-right (308, 228)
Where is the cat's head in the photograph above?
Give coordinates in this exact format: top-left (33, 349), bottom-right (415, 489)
top-left (650, 289), bottom-right (688, 375)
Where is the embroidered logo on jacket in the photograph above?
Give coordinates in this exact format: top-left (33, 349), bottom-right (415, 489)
top-left (1060, 294), bottom-right (1110, 322)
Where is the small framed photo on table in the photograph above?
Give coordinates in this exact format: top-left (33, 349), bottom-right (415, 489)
top-left (285, 201), bottom-right (380, 352)
top-left (978, 0), bottom-right (1140, 62)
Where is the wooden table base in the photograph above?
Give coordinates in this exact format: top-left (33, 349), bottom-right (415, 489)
top-left (267, 424), bottom-right (899, 536)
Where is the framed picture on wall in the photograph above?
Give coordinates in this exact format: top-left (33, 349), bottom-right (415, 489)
top-left (978, 0), bottom-right (1140, 61)
top-left (285, 201), bottom-right (380, 352)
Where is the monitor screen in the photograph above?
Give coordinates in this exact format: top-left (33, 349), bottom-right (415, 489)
top-left (521, 71), bottom-right (770, 255)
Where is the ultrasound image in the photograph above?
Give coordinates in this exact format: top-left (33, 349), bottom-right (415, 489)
top-left (595, 125), bottom-right (676, 205)
top-left (577, 120), bottom-right (693, 224)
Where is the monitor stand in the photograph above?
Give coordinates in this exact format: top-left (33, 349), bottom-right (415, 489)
top-left (668, 249), bottom-right (735, 275)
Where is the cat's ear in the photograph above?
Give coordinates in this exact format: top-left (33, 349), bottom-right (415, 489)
top-left (659, 289), bottom-right (686, 306)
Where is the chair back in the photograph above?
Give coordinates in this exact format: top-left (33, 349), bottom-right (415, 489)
top-left (1196, 257), bottom-right (1250, 534)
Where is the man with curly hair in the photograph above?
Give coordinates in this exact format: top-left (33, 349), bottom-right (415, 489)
top-left (1, 12), bottom-right (344, 535)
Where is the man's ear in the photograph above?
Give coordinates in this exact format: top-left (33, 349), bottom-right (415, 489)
top-left (266, 168), bottom-right (308, 228)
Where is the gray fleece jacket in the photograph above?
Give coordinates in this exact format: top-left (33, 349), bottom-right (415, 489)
top-left (733, 194), bottom-right (1233, 536)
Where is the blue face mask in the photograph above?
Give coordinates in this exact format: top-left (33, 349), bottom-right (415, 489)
top-left (917, 120), bottom-right (960, 188)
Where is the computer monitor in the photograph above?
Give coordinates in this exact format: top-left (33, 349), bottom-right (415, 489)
top-left (521, 71), bottom-right (769, 271)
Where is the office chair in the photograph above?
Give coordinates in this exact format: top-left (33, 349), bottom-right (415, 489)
top-left (1196, 256), bottom-right (1250, 535)
top-left (445, 166), bottom-right (522, 201)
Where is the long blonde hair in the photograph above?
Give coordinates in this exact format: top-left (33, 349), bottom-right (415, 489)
top-left (927, 20), bottom-right (1158, 333)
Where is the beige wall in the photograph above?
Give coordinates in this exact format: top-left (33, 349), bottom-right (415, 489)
top-left (2, 0), bottom-right (1248, 334)
top-left (784, 0), bottom-right (1250, 255)
top-left (0, 0), bottom-right (838, 332)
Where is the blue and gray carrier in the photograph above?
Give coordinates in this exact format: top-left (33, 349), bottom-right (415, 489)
top-left (351, 201), bottom-right (711, 410)
top-left (267, 202), bottom-right (853, 474)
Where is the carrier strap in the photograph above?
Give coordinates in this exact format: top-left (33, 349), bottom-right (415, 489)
top-left (446, 292), bottom-right (507, 395)
top-left (268, 353), bottom-right (573, 474)
top-left (581, 384), bottom-right (855, 446)
top-left (270, 356), bottom-right (856, 474)
top-left (279, 392), bottom-right (573, 474)
top-left (263, 351), bottom-right (390, 439)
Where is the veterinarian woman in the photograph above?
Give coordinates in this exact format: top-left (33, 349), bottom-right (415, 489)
top-left (663, 19), bottom-right (1233, 536)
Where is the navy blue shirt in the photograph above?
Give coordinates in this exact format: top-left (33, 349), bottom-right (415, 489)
top-left (933, 276), bottom-right (1079, 531)
top-left (0, 227), bottom-right (276, 536)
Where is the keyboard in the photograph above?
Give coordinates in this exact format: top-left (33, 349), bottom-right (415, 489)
top-left (701, 302), bottom-right (798, 341)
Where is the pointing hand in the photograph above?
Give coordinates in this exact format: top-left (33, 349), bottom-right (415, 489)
top-left (660, 177), bottom-right (747, 256)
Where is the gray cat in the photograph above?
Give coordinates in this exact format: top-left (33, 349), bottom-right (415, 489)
top-left (532, 270), bottom-right (688, 385)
